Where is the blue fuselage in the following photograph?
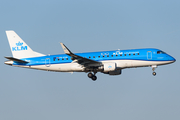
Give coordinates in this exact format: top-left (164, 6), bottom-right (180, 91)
top-left (14, 48), bottom-right (175, 66)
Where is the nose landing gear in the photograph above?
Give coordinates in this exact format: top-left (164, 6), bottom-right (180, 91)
top-left (87, 72), bottom-right (97, 81)
top-left (152, 65), bottom-right (157, 76)
top-left (152, 71), bottom-right (156, 76)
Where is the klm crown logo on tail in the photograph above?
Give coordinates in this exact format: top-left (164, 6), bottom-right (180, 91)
top-left (16, 42), bottom-right (23, 46)
top-left (12, 41), bottom-right (27, 51)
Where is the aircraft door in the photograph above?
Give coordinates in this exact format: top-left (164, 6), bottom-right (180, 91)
top-left (45, 58), bottom-right (50, 67)
top-left (147, 51), bottom-right (152, 60)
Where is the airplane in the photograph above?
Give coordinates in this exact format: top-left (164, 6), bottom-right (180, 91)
top-left (4, 30), bottom-right (176, 81)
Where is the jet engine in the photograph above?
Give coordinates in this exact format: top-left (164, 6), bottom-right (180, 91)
top-left (103, 70), bottom-right (122, 75)
top-left (103, 62), bottom-right (116, 72)
top-left (101, 62), bottom-right (121, 75)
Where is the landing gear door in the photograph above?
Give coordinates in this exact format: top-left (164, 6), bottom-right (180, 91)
top-left (45, 58), bottom-right (50, 67)
top-left (147, 51), bottom-right (152, 60)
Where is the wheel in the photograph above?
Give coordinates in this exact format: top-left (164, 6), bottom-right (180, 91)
top-left (152, 72), bottom-right (156, 76)
top-left (88, 73), bottom-right (93, 78)
top-left (91, 76), bottom-right (97, 81)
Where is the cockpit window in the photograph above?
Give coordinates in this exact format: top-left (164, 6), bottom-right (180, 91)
top-left (157, 51), bottom-right (166, 54)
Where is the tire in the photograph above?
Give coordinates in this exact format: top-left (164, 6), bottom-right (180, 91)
top-left (88, 73), bottom-right (93, 78)
top-left (152, 72), bottom-right (156, 76)
top-left (92, 76), bottom-right (97, 81)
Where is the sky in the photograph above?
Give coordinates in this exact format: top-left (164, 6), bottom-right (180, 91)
top-left (0, 0), bottom-right (180, 120)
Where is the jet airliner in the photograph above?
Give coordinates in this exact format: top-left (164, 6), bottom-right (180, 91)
top-left (4, 31), bottom-right (176, 81)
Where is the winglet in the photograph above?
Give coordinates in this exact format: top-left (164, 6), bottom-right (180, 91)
top-left (60, 43), bottom-right (72, 55)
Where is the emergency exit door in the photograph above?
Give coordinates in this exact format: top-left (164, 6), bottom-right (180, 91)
top-left (45, 58), bottom-right (50, 67)
top-left (147, 51), bottom-right (152, 60)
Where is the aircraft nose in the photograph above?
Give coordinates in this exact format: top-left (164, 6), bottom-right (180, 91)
top-left (170, 56), bottom-right (176, 62)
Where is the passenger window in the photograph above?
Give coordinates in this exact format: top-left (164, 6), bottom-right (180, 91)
top-left (137, 53), bottom-right (139, 55)
top-left (111, 55), bottom-right (113, 57)
top-left (120, 54), bottom-right (122, 56)
top-left (125, 54), bottom-right (126, 56)
top-left (98, 56), bottom-right (100, 58)
top-left (62, 58), bottom-right (64, 60)
top-left (89, 56), bottom-right (91, 58)
top-left (116, 55), bottom-right (118, 57)
top-left (103, 55), bottom-right (104, 57)
top-left (107, 55), bottom-right (109, 57)
top-left (133, 53), bottom-right (135, 55)
top-left (66, 58), bottom-right (68, 60)
top-left (93, 56), bottom-right (95, 58)
top-left (58, 59), bottom-right (60, 61)
top-left (129, 54), bottom-right (131, 56)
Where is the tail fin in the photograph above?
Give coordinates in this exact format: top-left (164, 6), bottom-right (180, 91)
top-left (6, 30), bottom-right (45, 59)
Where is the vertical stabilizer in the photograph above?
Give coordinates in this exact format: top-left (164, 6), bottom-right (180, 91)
top-left (6, 31), bottom-right (45, 59)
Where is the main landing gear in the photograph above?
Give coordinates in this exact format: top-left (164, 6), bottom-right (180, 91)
top-left (152, 65), bottom-right (157, 76)
top-left (88, 72), bottom-right (97, 81)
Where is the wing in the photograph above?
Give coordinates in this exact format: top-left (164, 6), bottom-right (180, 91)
top-left (60, 43), bottom-right (102, 66)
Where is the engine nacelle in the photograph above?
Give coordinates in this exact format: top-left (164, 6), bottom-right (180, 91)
top-left (103, 62), bottom-right (116, 72)
top-left (103, 70), bottom-right (122, 75)
top-left (109, 70), bottom-right (122, 75)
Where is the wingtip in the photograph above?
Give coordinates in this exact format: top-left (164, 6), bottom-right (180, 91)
top-left (60, 42), bottom-right (64, 45)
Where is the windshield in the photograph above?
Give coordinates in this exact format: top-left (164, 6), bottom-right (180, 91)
top-left (157, 51), bottom-right (166, 54)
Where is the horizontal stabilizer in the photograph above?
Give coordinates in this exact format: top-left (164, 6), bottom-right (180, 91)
top-left (5, 57), bottom-right (29, 63)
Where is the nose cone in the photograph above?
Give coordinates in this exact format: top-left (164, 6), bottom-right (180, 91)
top-left (170, 56), bottom-right (176, 63)
top-left (4, 61), bottom-right (13, 65)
